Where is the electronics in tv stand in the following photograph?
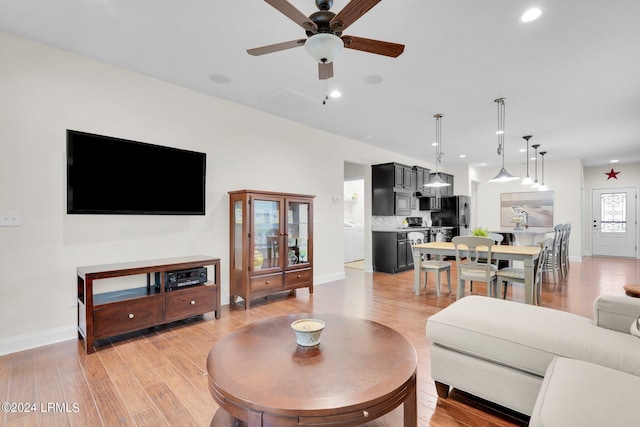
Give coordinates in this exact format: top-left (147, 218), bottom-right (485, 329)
top-left (154, 267), bottom-right (207, 292)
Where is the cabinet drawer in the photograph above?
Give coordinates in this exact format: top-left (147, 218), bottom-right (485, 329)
top-left (284, 268), bottom-right (312, 287)
top-left (165, 285), bottom-right (217, 321)
top-left (251, 273), bottom-right (283, 293)
top-left (93, 297), bottom-right (162, 339)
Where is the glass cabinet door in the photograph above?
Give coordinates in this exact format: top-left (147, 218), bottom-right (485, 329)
top-left (286, 201), bottom-right (311, 267)
top-left (252, 199), bottom-right (282, 272)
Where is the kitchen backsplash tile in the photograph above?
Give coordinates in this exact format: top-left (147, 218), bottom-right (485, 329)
top-left (371, 212), bottom-right (432, 230)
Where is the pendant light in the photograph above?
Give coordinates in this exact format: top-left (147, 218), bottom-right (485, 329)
top-left (424, 114), bottom-right (451, 188)
top-left (521, 135), bottom-right (533, 185)
top-left (538, 151), bottom-right (548, 191)
top-left (489, 98), bottom-right (519, 182)
top-left (531, 144), bottom-right (540, 188)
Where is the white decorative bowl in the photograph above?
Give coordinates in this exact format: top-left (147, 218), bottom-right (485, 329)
top-left (290, 319), bottom-right (325, 347)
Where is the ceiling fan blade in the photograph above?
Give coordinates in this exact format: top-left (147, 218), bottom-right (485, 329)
top-left (247, 39), bottom-right (306, 56)
top-left (264, 0), bottom-right (318, 32)
top-left (318, 62), bottom-right (334, 80)
top-left (342, 35), bottom-right (405, 57)
top-left (330, 0), bottom-right (381, 32)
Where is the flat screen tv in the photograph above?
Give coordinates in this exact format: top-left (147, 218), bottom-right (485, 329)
top-left (67, 130), bottom-right (206, 215)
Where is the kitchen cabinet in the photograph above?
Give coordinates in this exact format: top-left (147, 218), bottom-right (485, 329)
top-left (229, 190), bottom-right (314, 309)
top-left (372, 162), bottom-right (414, 216)
top-left (372, 231), bottom-right (415, 274)
top-left (414, 166), bottom-right (431, 192)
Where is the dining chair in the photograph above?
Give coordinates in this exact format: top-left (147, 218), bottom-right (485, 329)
top-left (541, 224), bottom-right (563, 282)
top-left (408, 232), bottom-right (451, 297)
top-left (560, 223), bottom-right (571, 276)
top-left (470, 232), bottom-right (503, 292)
top-left (452, 236), bottom-right (497, 300)
top-left (496, 238), bottom-right (551, 304)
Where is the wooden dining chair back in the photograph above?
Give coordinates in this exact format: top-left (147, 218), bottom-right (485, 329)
top-left (408, 232), bottom-right (451, 297)
top-left (541, 224), bottom-right (564, 282)
top-left (452, 236), bottom-right (497, 300)
top-left (496, 238), bottom-right (551, 304)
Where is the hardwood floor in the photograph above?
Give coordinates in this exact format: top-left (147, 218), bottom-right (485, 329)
top-left (2, 256), bottom-right (638, 427)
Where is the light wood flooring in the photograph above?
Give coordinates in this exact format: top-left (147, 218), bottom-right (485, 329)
top-left (2, 256), bottom-right (639, 427)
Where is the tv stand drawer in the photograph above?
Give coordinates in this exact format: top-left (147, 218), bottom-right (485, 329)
top-left (165, 285), bottom-right (217, 321)
top-left (93, 297), bottom-right (163, 339)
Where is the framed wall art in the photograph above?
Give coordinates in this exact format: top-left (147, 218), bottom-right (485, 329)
top-left (500, 191), bottom-right (554, 227)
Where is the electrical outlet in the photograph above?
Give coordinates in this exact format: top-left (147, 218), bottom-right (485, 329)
top-left (0, 211), bottom-right (21, 226)
top-left (68, 293), bottom-right (77, 308)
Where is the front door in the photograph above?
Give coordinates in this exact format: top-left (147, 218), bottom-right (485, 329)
top-left (592, 188), bottom-right (637, 257)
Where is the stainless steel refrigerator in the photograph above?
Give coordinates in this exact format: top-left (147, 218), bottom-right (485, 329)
top-left (430, 196), bottom-right (471, 238)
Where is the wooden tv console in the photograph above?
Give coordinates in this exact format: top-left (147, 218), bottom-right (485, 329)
top-left (77, 255), bottom-right (220, 354)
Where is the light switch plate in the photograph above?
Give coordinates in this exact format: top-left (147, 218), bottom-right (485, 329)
top-left (0, 211), bottom-right (20, 226)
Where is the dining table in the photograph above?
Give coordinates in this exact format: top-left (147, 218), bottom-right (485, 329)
top-left (412, 241), bottom-right (542, 305)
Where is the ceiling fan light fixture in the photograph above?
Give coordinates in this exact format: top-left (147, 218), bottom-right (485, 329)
top-left (305, 33), bottom-right (344, 63)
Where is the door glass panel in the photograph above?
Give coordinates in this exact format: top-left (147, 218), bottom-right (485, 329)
top-left (600, 192), bottom-right (626, 233)
top-left (288, 202), bottom-right (309, 266)
top-left (233, 200), bottom-right (243, 271)
top-left (253, 200), bottom-right (280, 270)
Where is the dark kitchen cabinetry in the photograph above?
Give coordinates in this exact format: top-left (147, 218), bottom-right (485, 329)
top-left (372, 163), bottom-right (414, 216)
top-left (414, 167), bottom-right (431, 192)
top-left (372, 231), bottom-right (415, 274)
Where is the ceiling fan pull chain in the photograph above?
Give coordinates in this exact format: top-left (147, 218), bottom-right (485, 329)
top-left (322, 79), bottom-right (328, 105)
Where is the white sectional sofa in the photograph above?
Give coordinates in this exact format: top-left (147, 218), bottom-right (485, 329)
top-left (426, 295), bottom-right (640, 420)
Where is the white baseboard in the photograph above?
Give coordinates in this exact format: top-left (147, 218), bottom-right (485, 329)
top-left (0, 325), bottom-right (77, 356)
top-left (314, 271), bottom-right (346, 284)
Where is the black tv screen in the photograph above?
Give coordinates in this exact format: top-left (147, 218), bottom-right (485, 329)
top-left (67, 130), bottom-right (206, 215)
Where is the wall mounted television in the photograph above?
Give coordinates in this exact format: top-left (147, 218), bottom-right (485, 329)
top-left (67, 130), bottom-right (206, 215)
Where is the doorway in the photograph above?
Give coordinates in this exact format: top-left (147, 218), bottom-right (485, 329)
top-left (344, 162), bottom-right (366, 268)
top-left (592, 187), bottom-right (637, 257)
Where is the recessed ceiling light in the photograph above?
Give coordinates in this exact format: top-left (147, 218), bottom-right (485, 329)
top-left (330, 90), bottom-right (342, 98)
top-left (431, 142), bottom-right (438, 147)
top-left (521, 8), bottom-right (542, 22)
top-left (459, 154), bottom-right (466, 158)
top-left (610, 159), bottom-right (620, 163)
top-left (519, 148), bottom-right (526, 153)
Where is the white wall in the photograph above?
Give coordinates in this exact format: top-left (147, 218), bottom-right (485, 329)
top-left (0, 32), bottom-right (431, 353)
top-left (583, 163), bottom-right (640, 256)
top-left (474, 158), bottom-right (584, 260)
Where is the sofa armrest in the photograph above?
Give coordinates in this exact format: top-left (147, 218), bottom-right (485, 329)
top-left (593, 295), bottom-right (640, 334)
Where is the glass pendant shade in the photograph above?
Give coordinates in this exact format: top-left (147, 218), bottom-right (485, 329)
top-left (425, 173), bottom-right (450, 187)
top-left (304, 33), bottom-right (344, 63)
top-left (424, 114), bottom-right (451, 188)
top-left (489, 98), bottom-right (519, 183)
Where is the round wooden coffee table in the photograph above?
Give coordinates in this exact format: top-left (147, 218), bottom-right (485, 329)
top-left (207, 313), bottom-right (417, 426)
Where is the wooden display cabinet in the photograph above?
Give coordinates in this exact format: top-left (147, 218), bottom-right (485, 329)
top-left (229, 190), bottom-right (314, 309)
top-left (77, 255), bottom-right (220, 354)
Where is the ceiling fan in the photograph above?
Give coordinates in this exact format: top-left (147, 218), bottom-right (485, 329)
top-left (247, 0), bottom-right (405, 80)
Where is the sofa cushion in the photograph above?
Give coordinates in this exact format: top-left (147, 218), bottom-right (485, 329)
top-left (530, 357), bottom-right (640, 427)
top-left (426, 296), bottom-right (640, 377)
